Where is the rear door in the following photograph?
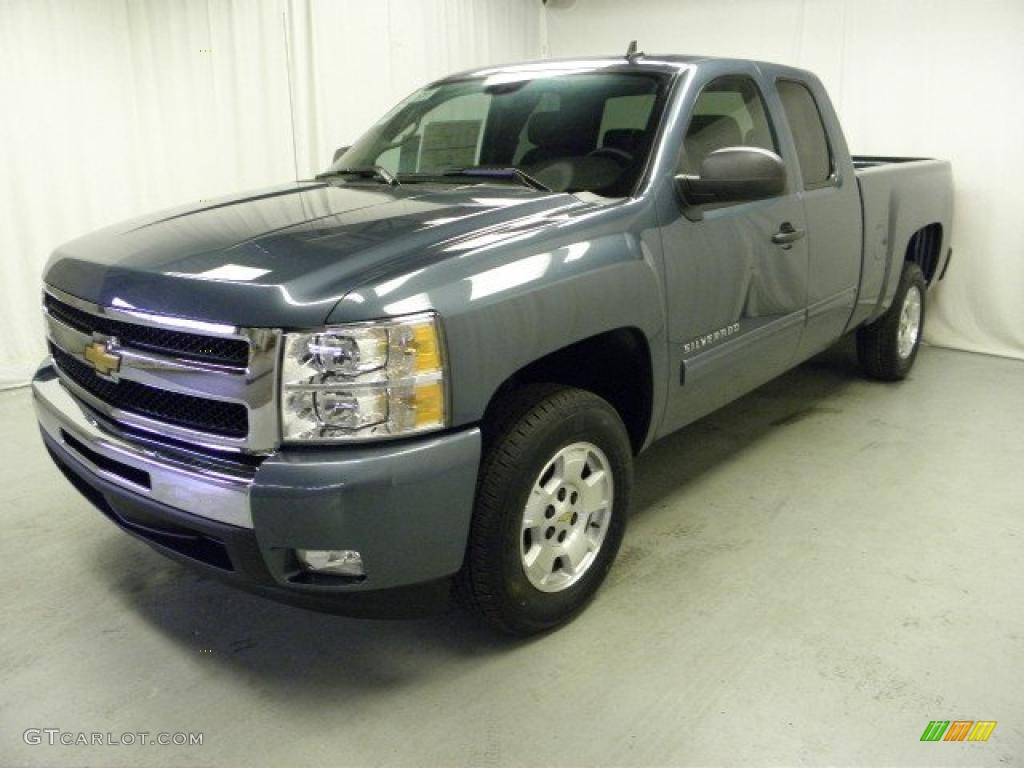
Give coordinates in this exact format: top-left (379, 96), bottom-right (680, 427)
top-left (657, 69), bottom-right (809, 434)
top-left (774, 77), bottom-right (862, 360)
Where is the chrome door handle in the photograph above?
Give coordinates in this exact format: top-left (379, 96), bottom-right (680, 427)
top-left (771, 222), bottom-right (806, 246)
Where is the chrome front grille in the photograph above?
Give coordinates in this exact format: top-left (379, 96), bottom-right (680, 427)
top-left (43, 286), bottom-right (280, 453)
top-left (44, 293), bottom-right (250, 368)
top-left (50, 345), bottom-right (249, 438)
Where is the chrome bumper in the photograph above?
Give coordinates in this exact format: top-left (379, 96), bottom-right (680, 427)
top-left (33, 366), bottom-right (256, 528)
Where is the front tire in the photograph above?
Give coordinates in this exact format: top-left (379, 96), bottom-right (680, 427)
top-left (459, 385), bottom-right (633, 635)
top-left (857, 262), bottom-right (927, 381)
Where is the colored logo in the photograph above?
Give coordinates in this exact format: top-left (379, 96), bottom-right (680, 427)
top-left (921, 721), bottom-right (996, 742)
top-left (84, 338), bottom-right (122, 378)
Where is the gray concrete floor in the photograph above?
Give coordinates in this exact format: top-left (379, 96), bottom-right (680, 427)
top-left (1, 341), bottom-right (1021, 767)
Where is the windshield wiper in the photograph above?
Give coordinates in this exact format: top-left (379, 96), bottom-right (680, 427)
top-left (315, 165), bottom-right (399, 186)
top-left (433, 166), bottom-right (551, 192)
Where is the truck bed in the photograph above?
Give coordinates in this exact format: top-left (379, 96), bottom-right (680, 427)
top-left (851, 155), bottom-right (934, 170)
top-left (849, 156), bottom-right (953, 329)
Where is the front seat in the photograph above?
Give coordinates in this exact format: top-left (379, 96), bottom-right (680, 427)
top-left (682, 114), bottom-right (742, 174)
top-left (600, 128), bottom-right (647, 158)
top-left (520, 111), bottom-right (592, 167)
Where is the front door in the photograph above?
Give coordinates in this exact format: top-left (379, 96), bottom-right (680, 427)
top-left (657, 73), bottom-right (809, 435)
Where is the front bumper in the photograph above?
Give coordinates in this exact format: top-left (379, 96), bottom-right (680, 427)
top-left (34, 363), bottom-right (482, 617)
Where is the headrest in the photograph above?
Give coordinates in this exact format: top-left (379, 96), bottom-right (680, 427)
top-left (687, 114), bottom-right (742, 148)
top-left (527, 111), bottom-right (588, 151)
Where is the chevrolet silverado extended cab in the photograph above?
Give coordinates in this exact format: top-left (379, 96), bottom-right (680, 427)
top-left (35, 54), bottom-right (953, 634)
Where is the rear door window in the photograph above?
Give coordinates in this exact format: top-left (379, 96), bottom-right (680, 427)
top-left (777, 80), bottom-right (833, 187)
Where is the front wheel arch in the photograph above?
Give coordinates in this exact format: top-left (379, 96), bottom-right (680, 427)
top-left (479, 328), bottom-right (654, 455)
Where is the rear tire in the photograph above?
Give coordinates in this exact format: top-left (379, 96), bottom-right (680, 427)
top-left (459, 385), bottom-right (633, 636)
top-left (857, 262), bottom-right (927, 381)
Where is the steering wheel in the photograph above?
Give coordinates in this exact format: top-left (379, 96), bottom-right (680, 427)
top-left (586, 147), bottom-right (634, 165)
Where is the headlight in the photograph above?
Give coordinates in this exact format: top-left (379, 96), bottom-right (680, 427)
top-left (281, 312), bottom-right (447, 442)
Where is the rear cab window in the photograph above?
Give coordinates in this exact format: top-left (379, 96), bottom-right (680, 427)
top-left (597, 93), bottom-right (657, 149)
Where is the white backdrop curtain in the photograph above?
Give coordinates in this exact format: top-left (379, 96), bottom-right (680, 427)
top-left (0, 0), bottom-right (543, 389)
top-left (3, 0), bottom-right (1019, 391)
top-left (545, 0), bottom-right (1024, 362)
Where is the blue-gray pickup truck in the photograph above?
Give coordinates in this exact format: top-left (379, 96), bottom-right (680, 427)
top-left (34, 53), bottom-right (953, 634)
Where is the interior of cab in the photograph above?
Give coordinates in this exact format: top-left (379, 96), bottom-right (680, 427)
top-left (506, 80), bottom-right (662, 196)
top-left (679, 76), bottom-right (778, 175)
top-left (338, 71), bottom-right (670, 197)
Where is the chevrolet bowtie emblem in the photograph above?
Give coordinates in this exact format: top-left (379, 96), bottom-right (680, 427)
top-left (84, 340), bottom-right (122, 378)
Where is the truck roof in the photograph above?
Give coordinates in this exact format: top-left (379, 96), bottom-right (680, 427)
top-left (433, 54), bottom-right (814, 86)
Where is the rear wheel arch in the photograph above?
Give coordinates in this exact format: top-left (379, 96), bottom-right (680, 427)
top-left (904, 223), bottom-right (943, 284)
top-left (858, 261), bottom-right (926, 380)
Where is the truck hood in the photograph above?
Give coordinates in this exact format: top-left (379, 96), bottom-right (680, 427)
top-left (44, 181), bottom-right (584, 328)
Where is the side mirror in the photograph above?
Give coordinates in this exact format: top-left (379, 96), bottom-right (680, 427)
top-left (332, 145), bottom-right (351, 163)
top-left (676, 147), bottom-right (786, 206)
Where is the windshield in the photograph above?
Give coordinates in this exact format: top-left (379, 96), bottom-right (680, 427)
top-left (330, 70), bottom-right (670, 197)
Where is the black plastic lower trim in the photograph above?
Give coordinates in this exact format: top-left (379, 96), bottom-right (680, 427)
top-left (61, 429), bottom-right (151, 489)
top-left (939, 247), bottom-right (953, 281)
